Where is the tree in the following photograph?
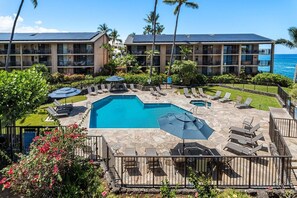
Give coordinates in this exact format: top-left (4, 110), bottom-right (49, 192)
top-left (97, 23), bottom-right (112, 34)
top-left (276, 27), bottom-right (297, 48)
top-left (5, 0), bottom-right (38, 70)
top-left (291, 84), bottom-right (297, 100)
top-left (163, 0), bottom-right (198, 75)
top-left (149, 0), bottom-right (159, 79)
top-left (143, 11), bottom-right (165, 35)
top-left (109, 29), bottom-right (122, 45)
top-left (0, 67), bottom-right (48, 125)
top-left (171, 60), bottom-right (198, 85)
top-left (179, 45), bottom-right (192, 60)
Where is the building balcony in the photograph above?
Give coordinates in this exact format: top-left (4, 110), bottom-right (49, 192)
top-left (258, 49), bottom-right (271, 55)
top-left (199, 61), bottom-right (221, 65)
top-left (0, 62), bottom-right (5, 67)
top-left (203, 50), bottom-right (221, 54)
top-left (241, 61), bottom-right (257, 65)
top-left (58, 61), bottom-right (94, 66)
top-left (8, 61), bottom-right (21, 66)
top-left (23, 61), bottom-right (52, 66)
top-left (223, 61), bottom-right (239, 65)
top-left (130, 50), bottom-right (146, 55)
top-left (224, 50), bottom-right (239, 54)
top-left (23, 49), bottom-right (51, 54)
top-left (258, 60), bottom-right (271, 66)
top-left (0, 49), bottom-right (20, 54)
top-left (73, 48), bottom-right (94, 54)
top-left (57, 50), bottom-right (73, 54)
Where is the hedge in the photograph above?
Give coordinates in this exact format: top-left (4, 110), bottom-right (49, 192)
top-left (251, 73), bottom-right (293, 87)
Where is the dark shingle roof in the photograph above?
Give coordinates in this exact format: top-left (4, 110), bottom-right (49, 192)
top-left (125, 34), bottom-right (274, 44)
top-left (0, 32), bottom-right (102, 41)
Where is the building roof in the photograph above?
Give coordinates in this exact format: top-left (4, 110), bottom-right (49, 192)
top-left (0, 32), bottom-right (103, 42)
top-left (125, 34), bottom-right (274, 44)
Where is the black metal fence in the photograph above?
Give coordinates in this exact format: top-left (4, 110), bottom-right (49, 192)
top-left (273, 118), bottom-right (297, 138)
top-left (278, 85), bottom-right (296, 119)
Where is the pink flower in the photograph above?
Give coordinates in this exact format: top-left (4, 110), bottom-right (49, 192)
top-left (195, 192), bottom-right (199, 197)
top-left (44, 131), bottom-right (51, 135)
top-left (89, 160), bottom-right (94, 165)
top-left (53, 164), bottom-right (59, 175)
top-left (7, 168), bottom-right (13, 175)
top-left (3, 182), bottom-right (11, 189)
top-left (33, 136), bottom-right (40, 142)
top-left (0, 177), bottom-right (7, 185)
top-left (101, 191), bottom-right (108, 197)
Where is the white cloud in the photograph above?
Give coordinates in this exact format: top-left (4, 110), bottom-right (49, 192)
top-left (0, 14), bottom-right (61, 33)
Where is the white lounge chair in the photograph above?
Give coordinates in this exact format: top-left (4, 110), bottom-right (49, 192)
top-left (219, 92), bottom-right (231, 102)
top-left (94, 85), bottom-right (103, 94)
top-left (87, 86), bottom-right (97, 96)
top-left (229, 123), bottom-right (260, 137)
top-left (53, 99), bottom-right (73, 110)
top-left (46, 107), bottom-right (69, 117)
top-left (198, 88), bottom-right (207, 98)
top-left (191, 88), bottom-right (200, 98)
top-left (101, 84), bottom-right (109, 93)
top-left (123, 83), bottom-right (128, 91)
top-left (183, 88), bottom-right (191, 98)
top-left (156, 87), bottom-right (166, 96)
top-left (224, 142), bottom-right (262, 155)
top-left (150, 88), bottom-right (159, 96)
top-left (130, 84), bottom-right (138, 92)
top-left (229, 133), bottom-right (264, 145)
top-left (209, 91), bottom-right (221, 100)
top-left (235, 98), bottom-right (253, 109)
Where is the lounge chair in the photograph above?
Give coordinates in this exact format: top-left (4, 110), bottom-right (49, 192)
top-left (123, 83), bottom-right (128, 91)
top-left (234, 96), bottom-right (242, 107)
top-left (242, 117), bottom-right (254, 129)
top-left (123, 148), bottom-right (138, 169)
top-left (130, 84), bottom-right (138, 92)
top-left (209, 91), bottom-right (222, 100)
top-left (229, 123), bottom-right (260, 137)
top-left (150, 87), bottom-right (159, 96)
top-left (191, 88), bottom-right (200, 98)
top-left (46, 107), bottom-right (69, 118)
top-left (145, 148), bottom-right (162, 171)
top-left (156, 87), bottom-right (166, 96)
top-left (107, 84), bottom-right (111, 91)
top-left (224, 142), bottom-right (263, 155)
top-left (219, 92), bottom-right (231, 102)
top-left (53, 99), bottom-right (73, 110)
top-left (183, 88), bottom-right (191, 98)
top-left (94, 85), bottom-right (103, 94)
top-left (198, 88), bottom-right (207, 98)
top-left (229, 133), bottom-right (264, 145)
top-left (101, 84), bottom-right (108, 93)
top-left (235, 98), bottom-right (253, 109)
top-left (87, 86), bottom-right (97, 96)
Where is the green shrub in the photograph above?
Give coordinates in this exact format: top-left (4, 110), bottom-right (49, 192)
top-left (217, 189), bottom-right (251, 198)
top-left (291, 84), bottom-right (297, 100)
top-left (251, 73), bottom-right (293, 87)
top-left (160, 179), bottom-right (176, 198)
top-left (63, 74), bottom-right (85, 82)
top-left (209, 74), bottom-right (241, 84)
top-left (172, 60), bottom-right (198, 85)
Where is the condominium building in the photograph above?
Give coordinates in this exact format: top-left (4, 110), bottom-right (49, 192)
top-left (0, 32), bottom-right (109, 74)
top-left (124, 34), bottom-right (274, 75)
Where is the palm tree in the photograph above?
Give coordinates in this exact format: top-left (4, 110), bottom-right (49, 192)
top-left (109, 29), bottom-right (122, 45)
top-left (5, 0), bottom-right (38, 71)
top-left (149, 0), bottom-right (159, 78)
top-left (143, 11), bottom-right (165, 35)
top-left (97, 23), bottom-right (112, 34)
top-left (163, 0), bottom-right (198, 75)
top-left (276, 27), bottom-right (297, 48)
top-left (143, 25), bottom-right (153, 35)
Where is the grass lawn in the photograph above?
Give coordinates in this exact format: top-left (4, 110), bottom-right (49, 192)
top-left (222, 83), bottom-right (292, 94)
top-left (179, 86), bottom-right (281, 111)
top-left (16, 95), bottom-right (87, 126)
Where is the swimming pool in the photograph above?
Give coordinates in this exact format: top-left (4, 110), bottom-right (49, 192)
top-left (89, 95), bottom-right (188, 128)
top-left (190, 100), bottom-right (211, 107)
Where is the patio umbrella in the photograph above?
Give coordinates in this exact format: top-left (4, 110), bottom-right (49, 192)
top-left (158, 112), bottom-right (214, 154)
top-left (105, 76), bottom-right (125, 91)
top-left (48, 87), bottom-right (81, 104)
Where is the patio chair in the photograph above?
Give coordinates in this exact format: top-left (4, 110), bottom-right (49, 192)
top-left (53, 99), bottom-right (73, 110)
top-left (150, 87), bottom-right (159, 96)
top-left (123, 83), bottom-right (128, 91)
top-left (107, 84), bottom-right (111, 91)
top-left (46, 107), bottom-right (69, 118)
top-left (235, 98), bottom-right (253, 109)
top-left (145, 148), bottom-right (162, 172)
top-left (234, 96), bottom-right (242, 107)
top-left (229, 123), bottom-right (260, 137)
top-left (228, 133), bottom-right (264, 145)
top-left (156, 87), bottom-right (167, 96)
top-left (123, 148), bottom-right (138, 169)
top-left (242, 117), bottom-right (254, 130)
top-left (191, 88), bottom-right (200, 98)
top-left (224, 142), bottom-right (263, 155)
top-left (94, 85), bottom-right (103, 94)
top-left (209, 91), bottom-right (222, 100)
top-left (130, 84), bottom-right (138, 92)
top-left (198, 88), bottom-right (207, 98)
top-left (87, 86), bottom-right (97, 96)
top-left (219, 92), bottom-right (231, 103)
top-left (183, 88), bottom-right (191, 98)
top-left (101, 84), bottom-right (109, 93)
top-left (50, 106), bottom-right (70, 114)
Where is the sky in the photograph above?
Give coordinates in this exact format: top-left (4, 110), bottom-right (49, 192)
top-left (0, 0), bottom-right (297, 54)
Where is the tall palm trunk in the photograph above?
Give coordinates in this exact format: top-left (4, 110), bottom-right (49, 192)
top-left (168, 5), bottom-right (181, 76)
top-left (5, 0), bottom-right (24, 71)
top-left (150, 0), bottom-right (158, 78)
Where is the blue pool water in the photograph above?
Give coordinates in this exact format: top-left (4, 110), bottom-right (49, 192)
top-left (190, 100), bottom-right (211, 107)
top-left (89, 95), bottom-right (188, 128)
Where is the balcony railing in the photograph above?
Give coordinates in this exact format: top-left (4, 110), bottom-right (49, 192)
top-left (258, 49), bottom-right (271, 55)
top-left (130, 50), bottom-right (146, 55)
top-left (23, 61), bottom-right (52, 66)
top-left (23, 49), bottom-right (51, 54)
top-left (0, 49), bottom-right (20, 54)
top-left (224, 61), bottom-right (239, 65)
top-left (241, 61), bottom-right (258, 65)
top-left (200, 61), bottom-right (221, 65)
top-left (0, 62), bottom-right (5, 67)
top-left (57, 50), bottom-right (73, 54)
top-left (58, 61), bottom-right (94, 66)
top-left (73, 48), bottom-right (94, 54)
top-left (258, 60), bottom-right (271, 66)
top-left (203, 50), bottom-right (221, 54)
top-left (8, 61), bottom-right (21, 66)
top-left (224, 50), bottom-right (239, 54)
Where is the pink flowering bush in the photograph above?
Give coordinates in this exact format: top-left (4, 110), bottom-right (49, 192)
top-left (0, 124), bottom-right (105, 197)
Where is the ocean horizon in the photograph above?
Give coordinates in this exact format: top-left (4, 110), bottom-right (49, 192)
top-left (259, 54), bottom-right (297, 80)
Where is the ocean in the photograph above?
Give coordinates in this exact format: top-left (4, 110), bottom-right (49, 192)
top-left (259, 54), bottom-right (297, 80)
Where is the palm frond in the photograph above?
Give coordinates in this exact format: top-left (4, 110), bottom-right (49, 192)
top-left (31, 0), bottom-right (38, 8)
top-left (276, 39), bottom-right (295, 49)
top-left (185, 2), bottom-right (199, 9)
top-left (163, 0), bottom-right (177, 5)
top-left (174, 5), bottom-right (181, 15)
top-left (288, 27), bottom-right (297, 45)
